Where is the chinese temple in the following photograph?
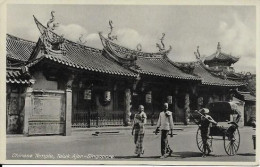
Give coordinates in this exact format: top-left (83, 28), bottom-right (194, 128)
top-left (6, 12), bottom-right (253, 136)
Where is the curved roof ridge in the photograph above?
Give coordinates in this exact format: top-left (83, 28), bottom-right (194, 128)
top-left (198, 60), bottom-right (223, 72)
top-left (33, 15), bottom-right (102, 53)
top-left (99, 32), bottom-right (171, 59)
top-left (64, 38), bottom-right (102, 53)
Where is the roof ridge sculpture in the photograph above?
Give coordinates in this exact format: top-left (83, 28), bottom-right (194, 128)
top-left (33, 14), bottom-right (101, 54)
top-left (194, 46), bottom-right (223, 73)
top-left (166, 58), bottom-right (196, 75)
top-left (99, 32), bottom-right (172, 60)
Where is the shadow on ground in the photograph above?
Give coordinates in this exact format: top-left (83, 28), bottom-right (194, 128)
top-left (237, 153), bottom-right (256, 156)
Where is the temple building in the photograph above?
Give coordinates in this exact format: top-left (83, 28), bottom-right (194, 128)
top-left (6, 13), bottom-right (253, 136)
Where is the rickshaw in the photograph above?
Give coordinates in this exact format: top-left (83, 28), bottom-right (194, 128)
top-left (192, 101), bottom-right (242, 156)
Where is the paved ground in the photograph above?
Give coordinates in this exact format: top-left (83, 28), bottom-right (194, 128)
top-left (6, 126), bottom-right (256, 162)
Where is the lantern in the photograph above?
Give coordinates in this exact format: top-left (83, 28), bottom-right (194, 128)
top-left (104, 91), bottom-right (111, 102)
top-left (167, 96), bottom-right (173, 104)
top-left (84, 89), bottom-right (91, 100)
top-left (145, 91), bottom-right (152, 104)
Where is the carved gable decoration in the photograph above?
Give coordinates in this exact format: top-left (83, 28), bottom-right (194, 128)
top-left (35, 11), bottom-right (66, 56)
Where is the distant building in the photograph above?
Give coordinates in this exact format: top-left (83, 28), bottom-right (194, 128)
top-left (204, 42), bottom-right (239, 72)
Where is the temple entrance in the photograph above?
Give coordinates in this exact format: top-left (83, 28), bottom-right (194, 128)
top-left (72, 88), bottom-right (93, 127)
top-left (72, 87), bottom-right (125, 127)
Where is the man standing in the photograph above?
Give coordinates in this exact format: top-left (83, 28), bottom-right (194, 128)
top-left (196, 108), bottom-right (217, 157)
top-left (132, 105), bottom-right (147, 157)
top-left (155, 103), bottom-right (174, 158)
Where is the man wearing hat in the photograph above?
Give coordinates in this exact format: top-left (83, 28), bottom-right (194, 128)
top-left (155, 103), bottom-right (174, 158)
top-left (197, 108), bottom-right (217, 157)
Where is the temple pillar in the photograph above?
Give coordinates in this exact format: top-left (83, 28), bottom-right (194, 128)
top-left (184, 93), bottom-right (190, 125)
top-left (64, 75), bottom-right (74, 136)
top-left (23, 87), bottom-right (33, 136)
top-left (124, 88), bottom-right (131, 126)
top-left (65, 89), bottom-right (72, 136)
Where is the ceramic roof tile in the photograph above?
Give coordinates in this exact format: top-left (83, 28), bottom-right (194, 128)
top-left (136, 58), bottom-right (200, 80)
top-left (6, 68), bottom-right (32, 84)
top-left (6, 34), bottom-right (36, 62)
top-left (193, 63), bottom-right (245, 87)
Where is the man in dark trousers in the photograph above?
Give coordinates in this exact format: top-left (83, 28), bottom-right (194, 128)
top-left (196, 108), bottom-right (217, 157)
top-left (155, 103), bottom-right (174, 158)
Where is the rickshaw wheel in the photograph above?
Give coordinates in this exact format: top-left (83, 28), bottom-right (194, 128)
top-left (224, 127), bottom-right (240, 156)
top-left (196, 128), bottom-right (213, 154)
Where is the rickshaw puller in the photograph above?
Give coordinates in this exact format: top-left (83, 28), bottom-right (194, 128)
top-left (196, 108), bottom-right (217, 157)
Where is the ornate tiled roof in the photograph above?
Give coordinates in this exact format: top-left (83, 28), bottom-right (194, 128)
top-left (193, 62), bottom-right (245, 87)
top-left (100, 33), bottom-right (172, 60)
top-left (204, 42), bottom-right (239, 65)
top-left (100, 33), bottom-right (199, 80)
top-left (29, 16), bottom-right (138, 78)
top-left (6, 67), bottom-right (33, 84)
top-left (6, 34), bottom-right (36, 62)
top-left (136, 58), bottom-right (199, 80)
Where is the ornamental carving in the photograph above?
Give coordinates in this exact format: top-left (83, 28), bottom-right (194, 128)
top-left (156, 33), bottom-right (172, 53)
top-left (38, 11), bottom-right (66, 55)
top-left (108, 20), bottom-right (117, 41)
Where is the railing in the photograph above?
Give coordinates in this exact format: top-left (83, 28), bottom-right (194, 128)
top-left (72, 111), bottom-right (125, 128)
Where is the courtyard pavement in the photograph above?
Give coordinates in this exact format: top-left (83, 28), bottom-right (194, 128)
top-left (6, 125), bottom-right (256, 163)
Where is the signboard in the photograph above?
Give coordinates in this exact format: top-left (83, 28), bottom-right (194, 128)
top-left (104, 91), bottom-right (111, 102)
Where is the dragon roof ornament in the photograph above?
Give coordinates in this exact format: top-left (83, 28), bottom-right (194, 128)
top-left (99, 32), bottom-right (172, 60)
top-left (34, 12), bottom-right (66, 56)
top-left (108, 20), bottom-right (117, 41)
top-left (156, 33), bottom-right (172, 53)
top-left (194, 46), bottom-right (223, 73)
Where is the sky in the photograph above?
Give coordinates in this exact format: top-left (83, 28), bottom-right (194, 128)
top-left (7, 4), bottom-right (256, 73)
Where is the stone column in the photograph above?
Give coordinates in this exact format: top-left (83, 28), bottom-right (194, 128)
top-left (184, 93), bottom-right (190, 125)
top-left (65, 89), bottom-right (72, 136)
top-left (23, 87), bottom-right (33, 136)
top-left (124, 89), bottom-right (131, 126)
top-left (64, 74), bottom-right (74, 136)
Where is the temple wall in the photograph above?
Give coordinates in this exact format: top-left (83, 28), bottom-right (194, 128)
top-left (6, 85), bottom-right (26, 134)
top-left (32, 71), bottom-right (58, 90)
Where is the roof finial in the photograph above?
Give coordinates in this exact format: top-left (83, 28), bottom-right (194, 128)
top-left (194, 46), bottom-right (201, 60)
top-left (47, 11), bottom-right (59, 31)
top-left (137, 43), bottom-right (142, 51)
top-left (217, 42), bottom-right (221, 52)
top-left (156, 33), bottom-right (166, 52)
top-left (108, 20), bottom-right (117, 41)
top-left (78, 34), bottom-right (87, 45)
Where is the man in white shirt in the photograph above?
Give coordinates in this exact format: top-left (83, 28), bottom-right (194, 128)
top-left (155, 103), bottom-right (174, 158)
